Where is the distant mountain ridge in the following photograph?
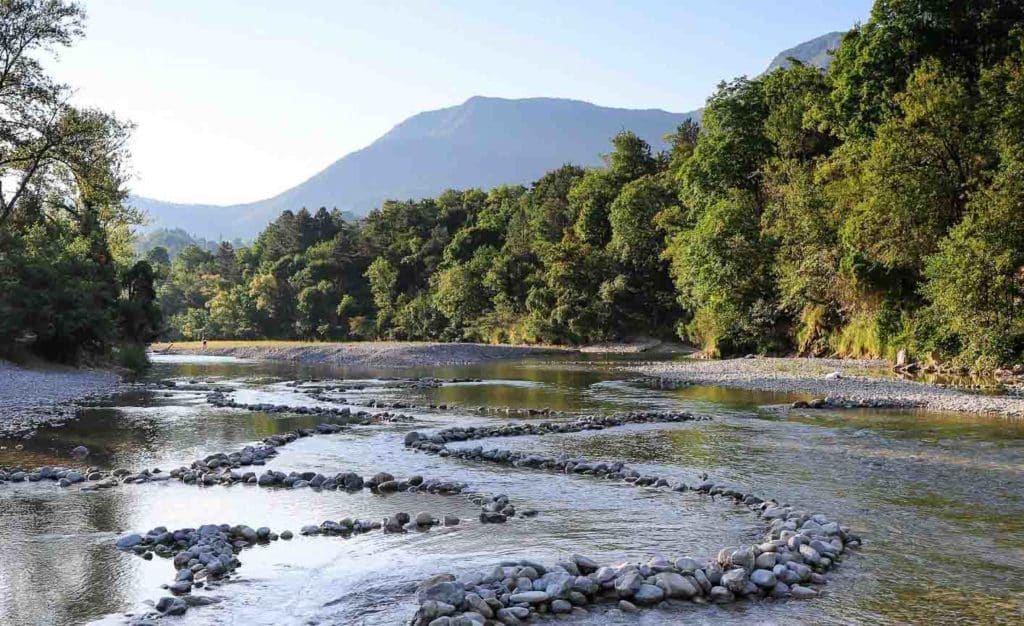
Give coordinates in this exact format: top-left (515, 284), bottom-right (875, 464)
top-left (133, 32), bottom-right (845, 240)
top-left (766, 31), bottom-right (844, 71)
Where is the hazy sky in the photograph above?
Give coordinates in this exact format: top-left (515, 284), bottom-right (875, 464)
top-left (52, 0), bottom-right (873, 205)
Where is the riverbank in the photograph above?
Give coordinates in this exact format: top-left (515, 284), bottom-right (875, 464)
top-left (631, 357), bottom-right (1024, 419)
top-left (0, 360), bottom-right (122, 439)
top-left (152, 340), bottom-right (576, 367)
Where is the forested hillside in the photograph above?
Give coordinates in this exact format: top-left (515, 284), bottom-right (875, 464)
top-left (131, 32), bottom-right (842, 242)
top-left (151, 0), bottom-right (1024, 368)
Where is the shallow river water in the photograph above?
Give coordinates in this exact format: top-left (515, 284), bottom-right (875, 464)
top-left (1, 354), bottom-right (1023, 625)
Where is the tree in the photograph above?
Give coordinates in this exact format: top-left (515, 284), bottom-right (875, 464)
top-left (119, 260), bottom-right (161, 343)
top-left (828, 0), bottom-right (1024, 138)
top-left (841, 61), bottom-right (988, 275)
top-left (668, 192), bottom-right (782, 355)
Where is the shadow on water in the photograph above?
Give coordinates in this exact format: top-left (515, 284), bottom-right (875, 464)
top-left (0, 354), bottom-right (1022, 625)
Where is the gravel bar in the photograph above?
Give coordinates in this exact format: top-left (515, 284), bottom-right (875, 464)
top-left (630, 357), bottom-right (1024, 419)
top-left (161, 342), bottom-right (574, 367)
top-left (0, 360), bottom-right (121, 438)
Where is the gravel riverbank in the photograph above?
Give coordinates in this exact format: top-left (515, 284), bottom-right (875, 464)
top-left (631, 357), bottom-right (1024, 419)
top-left (0, 360), bottom-right (121, 438)
top-left (157, 341), bottom-right (575, 367)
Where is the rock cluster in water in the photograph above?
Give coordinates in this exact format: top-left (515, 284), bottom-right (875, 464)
top-left (116, 523), bottom-right (284, 618)
top-left (404, 415), bottom-right (862, 624)
top-left (117, 501), bottom-right (511, 617)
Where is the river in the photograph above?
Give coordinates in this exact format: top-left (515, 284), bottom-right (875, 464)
top-left (0, 354), bottom-right (1022, 625)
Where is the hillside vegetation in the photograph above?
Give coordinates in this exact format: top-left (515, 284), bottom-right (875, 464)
top-left (150, 0), bottom-right (1024, 369)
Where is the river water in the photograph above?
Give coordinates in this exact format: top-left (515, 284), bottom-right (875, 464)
top-left (0, 354), bottom-right (1022, 625)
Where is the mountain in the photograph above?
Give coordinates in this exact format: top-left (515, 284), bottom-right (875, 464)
top-left (133, 99), bottom-right (697, 240)
top-left (766, 31), bottom-right (844, 72)
top-left (133, 32), bottom-right (844, 241)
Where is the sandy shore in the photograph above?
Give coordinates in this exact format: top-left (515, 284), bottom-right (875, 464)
top-left (153, 341), bottom-right (575, 368)
top-left (0, 360), bottom-right (122, 439)
top-left (631, 357), bottom-right (1024, 419)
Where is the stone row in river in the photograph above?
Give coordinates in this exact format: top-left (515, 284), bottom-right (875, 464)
top-left (205, 389), bottom-right (416, 421)
top-left (406, 410), bottom-right (705, 448)
top-left (403, 419), bottom-right (861, 625)
top-left (1, 413), bottom-right (386, 489)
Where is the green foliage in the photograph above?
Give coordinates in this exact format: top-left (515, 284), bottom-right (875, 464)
top-left (0, 0), bottom-right (152, 364)
top-left (666, 192), bottom-right (782, 355)
top-left (115, 342), bottom-right (151, 376)
top-left (119, 260), bottom-right (162, 344)
top-left (827, 0), bottom-right (1024, 138)
top-left (0, 224), bottom-right (119, 362)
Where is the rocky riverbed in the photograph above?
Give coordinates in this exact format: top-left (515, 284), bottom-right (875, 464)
top-left (632, 357), bottom-right (1024, 419)
top-left (0, 360), bottom-right (122, 439)
top-left (2, 354), bottom-right (1022, 625)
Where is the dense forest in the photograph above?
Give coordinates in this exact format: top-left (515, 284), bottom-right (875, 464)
top-left (149, 0), bottom-right (1024, 368)
top-left (0, 0), bottom-right (159, 366)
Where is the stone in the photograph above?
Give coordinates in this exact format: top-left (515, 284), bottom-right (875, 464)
top-left (116, 533), bottom-right (144, 550)
top-left (614, 570), bottom-right (642, 598)
top-left (415, 512), bottom-right (434, 526)
top-left (709, 586), bottom-right (734, 604)
top-left (721, 568), bottom-right (748, 593)
top-left (494, 608), bottom-right (523, 625)
top-left (544, 572), bottom-right (573, 598)
top-left (791, 584), bottom-right (817, 599)
top-left (654, 572), bottom-right (697, 598)
top-left (155, 596), bottom-right (187, 616)
top-left (771, 581), bottom-right (791, 598)
top-left (70, 445), bottom-right (89, 458)
top-left (618, 600), bottom-right (639, 613)
top-left (508, 591), bottom-right (548, 604)
top-left (674, 556), bottom-right (701, 573)
top-left (730, 547), bottom-right (755, 571)
top-left (755, 552), bottom-right (777, 569)
top-left (632, 583), bottom-right (665, 605)
top-left (443, 515), bottom-right (459, 526)
top-left (572, 554), bottom-right (599, 573)
top-left (799, 544), bottom-right (822, 565)
top-left (750, 569), bottom-right (777, 588)
top-left (550, 599), bottom-right (572, 614)
top-left (419, 582), bottom-right (465, 608)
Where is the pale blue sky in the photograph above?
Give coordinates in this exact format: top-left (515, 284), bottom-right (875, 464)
top-left (52, 0), bottom-right (872, 204)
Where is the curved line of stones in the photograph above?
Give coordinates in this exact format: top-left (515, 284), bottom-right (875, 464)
top-left (111, 410), bottom-right (706, 621)
top-left (279, 374), bottom-right (585, 419)
top-left (402, 414), bottom-right (863, 626)
top-left (205, 389), bottom-right (418, 422)
top-left (1, 413), bottom-right (387, 489)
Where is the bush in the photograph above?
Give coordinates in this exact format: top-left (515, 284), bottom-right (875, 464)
top-left (116, 342), bottom-right (151, 376)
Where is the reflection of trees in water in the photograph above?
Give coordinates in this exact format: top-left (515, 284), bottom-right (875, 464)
top-left (0, 489), bottom-right (135, 624)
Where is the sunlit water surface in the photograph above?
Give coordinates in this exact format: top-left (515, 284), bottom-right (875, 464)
top-left (0, 355), bottom-right (1022, 625)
